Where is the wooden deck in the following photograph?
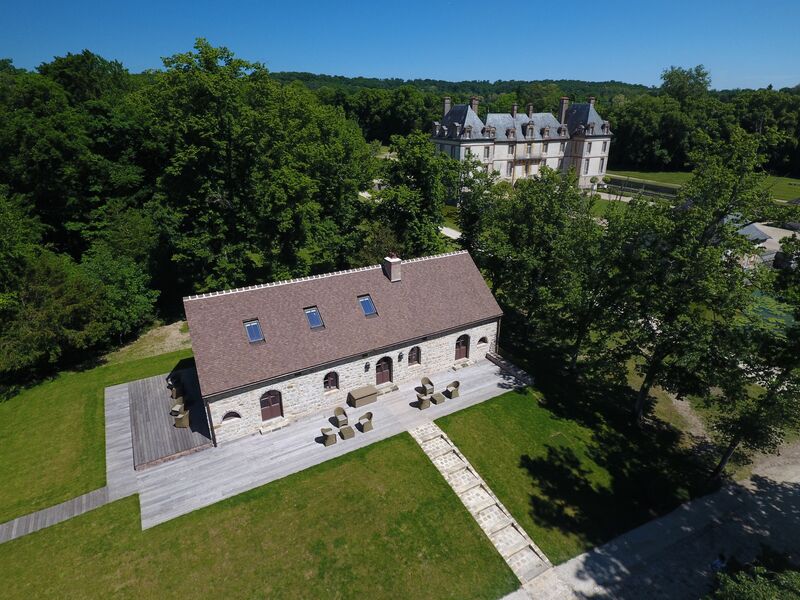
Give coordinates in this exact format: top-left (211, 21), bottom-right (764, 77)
top-left (128, 369), bottom-right (212, 470)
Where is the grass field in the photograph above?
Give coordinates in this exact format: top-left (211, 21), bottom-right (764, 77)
top-left (436, 385), bottom-right (702, 565)
top-left (0, 349), bottom-right (193, 523)
top-left (442, 204), bottom-right (460, 230)
top-left (609, 170), bottom-right (800, 201)
top-left (0, 434), bottom-right (518, 599)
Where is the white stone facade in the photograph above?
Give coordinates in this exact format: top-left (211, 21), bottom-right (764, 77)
top-left (208, 320), bottom-right (499, 444)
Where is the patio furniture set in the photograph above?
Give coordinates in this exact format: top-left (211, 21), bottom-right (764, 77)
top-left (321, 407), bottom-right (374, 446)
top-left (416, 377), bottom-right (460, 410)
top-left (167, 374), bottom-right (191, 428)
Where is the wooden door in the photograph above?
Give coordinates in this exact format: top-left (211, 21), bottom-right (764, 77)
top-left (375, 357), bottom-right (392, 385)
top-left (455, 335), bottom-right (470, 360)
top-left (260, 390), bottom-right (283, 420)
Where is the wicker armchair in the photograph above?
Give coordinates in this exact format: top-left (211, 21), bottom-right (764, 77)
top-left (416, 392), bottom-right (431, 410)
top-left (174, 409), bottom-right (190, 428)
top-left (446, 380), bottom-right (461, 399)
top-left (421, 376), bottom-right (434, 395)
top-left (321, 427), bottom-right (337, 446)
top-left (334, 406), bottom-right (348, 427)
top-left (358, 412), bottom-right (374, 433)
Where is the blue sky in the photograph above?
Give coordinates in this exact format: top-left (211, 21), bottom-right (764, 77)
top-left (2, 0), bottom-right (798, 89)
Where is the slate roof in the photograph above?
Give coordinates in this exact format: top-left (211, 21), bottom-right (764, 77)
top-left (439, 104), bottom-right (492, 139)
top-left (564, 103), bottom-right (612, 137)
top-left (183, 251), bottom-right (503, 398)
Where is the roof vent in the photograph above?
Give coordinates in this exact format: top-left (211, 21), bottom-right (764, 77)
top-left (382, 254), bottom-right (401, 282)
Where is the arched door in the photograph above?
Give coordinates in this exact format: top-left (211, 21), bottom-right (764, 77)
top-left (375, 357), bottom-right (393, 385)
top-left (260, 390), bottom-right (283, 421)
top-left (455, 335), bottom-right (470, 360)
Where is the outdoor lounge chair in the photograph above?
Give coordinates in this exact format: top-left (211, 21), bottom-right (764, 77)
top-left (421, 376), bottom-right (434, 395)
top-left (170, 384), bottom-right (184, 400)
top-left (170, 401), bottom-right (185, 417)
top-left (446, 380), bottom-right (460, 399)
top-left (358, 412), bottom-right (374, 433)
top-left (334, 406), bottom-right (348, 427)
top-left (174, 409), bottom-right (190, 428)
top-left (339, 425), bottom-right (355, 440)
top-left (416, 392), bottom-right (431, 410)
top-left (321, 427), bottom-right (337, 446)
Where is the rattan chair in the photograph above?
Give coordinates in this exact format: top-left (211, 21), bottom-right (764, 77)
top-left (321, 427), bottom-right (337, 446)
top-left (421, 376), bottom-right (434, 395)
top-left (446, 380), bottom-right (460, 399)
top-left (334, 406), bottom-right (348, 427)
top-left (416, 392), bottom-right (431, 410)
top-left (358, 412), bottom-right (374, 433)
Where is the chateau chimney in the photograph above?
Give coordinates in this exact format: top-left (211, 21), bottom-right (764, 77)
top-left (469, 96), bottom-right (479, 112)
top-left (382, 253), bottom-right (401, 282)
top-left (526, 103), bottom-right (533, 118)
top-left (588, 96), bottom-right (596, 106)
top-left (559, 96), bottom-right (569, 124)
top-left (511, 103), bottom-right (518, 118)
top-left (443, 96), bottom-right (451, 116)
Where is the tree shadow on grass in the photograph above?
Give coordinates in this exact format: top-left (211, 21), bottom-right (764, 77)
top-left (500, 306), bottom-right (716, 553)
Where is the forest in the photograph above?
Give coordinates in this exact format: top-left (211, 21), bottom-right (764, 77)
top-left (275, 65), bottom-right (800, 178)
top-left (1, 36), bottom-right (799, 476)
top-left (0, 40), bottom-right (457, 391)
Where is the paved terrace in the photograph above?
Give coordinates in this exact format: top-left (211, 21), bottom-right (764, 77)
top-left (135, 359), bottom-right (522, 529)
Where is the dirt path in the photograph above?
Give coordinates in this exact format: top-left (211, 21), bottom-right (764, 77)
top-left (104, 321), bottom-right (191, 364)
top-left (671, 396), bottom-right (707, 439)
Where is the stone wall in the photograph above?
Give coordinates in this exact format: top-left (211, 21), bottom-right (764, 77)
top-left (208, 320), bottom-right (498, 444)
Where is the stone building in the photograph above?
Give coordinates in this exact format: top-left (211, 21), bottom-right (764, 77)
top-left (431, 95), bottom-right (612, 188)
top-left (183, 251), bottom-right (502, 444)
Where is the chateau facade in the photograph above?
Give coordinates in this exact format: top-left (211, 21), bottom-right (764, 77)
top-left (432, 96), bottom-right (612, 188)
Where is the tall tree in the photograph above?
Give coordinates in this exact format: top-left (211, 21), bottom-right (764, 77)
top-left (626, 129), bottom-right (774, 424)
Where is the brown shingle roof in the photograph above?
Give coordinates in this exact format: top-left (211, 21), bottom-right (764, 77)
top-left (183, 251), bottom-right (502, 397)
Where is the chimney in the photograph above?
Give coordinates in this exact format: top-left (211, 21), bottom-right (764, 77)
top-left (559, 96), bottom-right (569, 124)
top-left (511, 103), bottom-right (518, 118)
top-left (469, 96), bottom-right (479, 112)
top-left (443, 96), bottom-right (451, 116)
top-left (382, 253), bottom-right (401, 282)
top-left (588, 96), bottom-right (596, 106)
top-left (526, 103), bottom-right (533, 117)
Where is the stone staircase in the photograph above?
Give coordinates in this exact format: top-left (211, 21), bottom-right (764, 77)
top-left (410, 421), bottom-right (551, 584)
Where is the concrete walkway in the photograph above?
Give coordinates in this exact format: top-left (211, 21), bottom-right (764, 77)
top-left (439, 225), bottom-right (462, 240)
top-left (524, 474), bottom-right (800, 599)
top-left (411, 421), bottom-right (551, 585)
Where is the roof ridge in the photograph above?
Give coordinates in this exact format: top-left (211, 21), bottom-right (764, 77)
top-left (183, 250), bottom-right (470, 301)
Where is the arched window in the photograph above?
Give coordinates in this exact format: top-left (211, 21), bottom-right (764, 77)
top-left (222, 411), bottom-right (241, 422)
top-left (375, 356), bottom-right (393, 385)
top-left (408, 346), bottom-right (421, 365)
top-left (455, 335), bottom-right (470, 360)
top-left (260, 390), bottom-right (283, 421)
top-left (324, 371), bottom-right (339, 391)
top-left (478, 337), bottom-right (488, 345)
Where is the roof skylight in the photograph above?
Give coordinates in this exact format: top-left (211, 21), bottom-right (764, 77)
top-left (304, 306), bottom-right (324, 329)
top-left (358, 295), bottom-right (377, 317)
top-left (244, 319), bottom-right (264, 343)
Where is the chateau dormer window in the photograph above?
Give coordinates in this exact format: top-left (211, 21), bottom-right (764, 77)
top-left (540, 126), bottom-right (550, 138)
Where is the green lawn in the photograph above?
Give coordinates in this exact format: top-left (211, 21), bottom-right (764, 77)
top-left (0, 434), bottom-right (518, 599)
top-left (609, 170), bottom-right (800, 201)
top-left (590, 197), bottom-right (628, 216)
top-left (436, 387), bottom-right (702, 565)
top-left (0, 349), bottom-right (193, 523)
top-left (442, 204), bottom-right (460, 230)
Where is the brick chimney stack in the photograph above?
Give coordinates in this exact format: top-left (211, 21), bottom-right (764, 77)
top-left (443, 96), bottom-right (451, 116)
top-left (588, 96), bottom-right (596, 106)
top-left (526, 103), bottom-right (533, 118)
top-left (511, 103), bottom-right (518, 118)
top-left (559, 96), bottom-right (570, 124)
top-left (469, 96), bottom-right (479, 112)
